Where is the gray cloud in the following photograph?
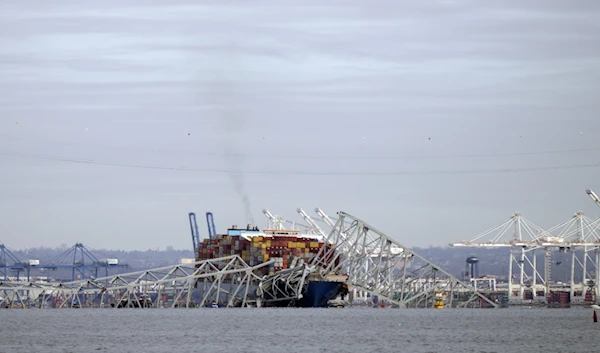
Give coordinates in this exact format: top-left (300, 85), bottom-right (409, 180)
top-left (1, 0), bottom-right (599, 250)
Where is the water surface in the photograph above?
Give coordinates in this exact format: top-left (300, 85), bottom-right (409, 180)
top-left (1, 307), bottom-right (599, 352)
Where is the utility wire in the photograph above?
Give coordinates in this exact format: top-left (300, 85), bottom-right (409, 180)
top-left (2, 151), bottom-right (600, 176)
top-left (2, 134), bottom-right (600, 160)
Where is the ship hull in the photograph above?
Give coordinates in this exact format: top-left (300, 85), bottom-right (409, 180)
top-left (194, 223), bottom-right (345, 307)
top-left (295, 280), bottom-right (345, 308)
top-left (262, 280), bottom-right (345, 308)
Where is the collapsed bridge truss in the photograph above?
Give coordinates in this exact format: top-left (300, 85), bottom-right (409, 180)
top-left (1, 211), bottom-right (498, 309)
top-left (257, 265), bottom-right (312, 307)
top-left (312, 211), bottom-right (499, 308)
top-left (0, 255), bottom-right (272, 309)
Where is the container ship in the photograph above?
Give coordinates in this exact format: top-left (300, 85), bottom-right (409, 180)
top-left (196, 224), bottom-right (347, 307)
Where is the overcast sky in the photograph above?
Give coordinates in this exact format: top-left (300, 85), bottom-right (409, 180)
top-left (1, 0), bottom-right (600, 251)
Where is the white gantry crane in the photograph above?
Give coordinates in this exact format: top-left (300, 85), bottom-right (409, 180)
top-left (450, 198), bottom-right (600, 306)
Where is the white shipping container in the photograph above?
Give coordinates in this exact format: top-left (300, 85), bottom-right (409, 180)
top-left (28, 259), bottom-right (40, 266)
top-left (106, 258), bottom-right (119, 265)
top-left (179, 258), bottom-right (195, 264)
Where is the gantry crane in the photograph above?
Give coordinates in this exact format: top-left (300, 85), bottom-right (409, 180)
top-left (38, 243), bottom-right (127, 281)
top-left (0, 243), bottom-right (38, 281)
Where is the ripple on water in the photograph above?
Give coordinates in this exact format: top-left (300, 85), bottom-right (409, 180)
top-left (0, 308), bottom-right (598, 353)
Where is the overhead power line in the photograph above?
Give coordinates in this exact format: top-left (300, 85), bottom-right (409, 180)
top-left (2, 151), bottom-right (600, 176)
top-left (2, 134), bottom-right (600, 160)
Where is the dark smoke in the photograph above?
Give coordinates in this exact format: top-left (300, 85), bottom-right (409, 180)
top-left (230, 170), bottom-right (255, 226)
top-left (222, 121), bottom-right (255, 225)
top-left (225, 141), bottom-right (255, 226)
top-left (204, 49), bottom-right (255, 225)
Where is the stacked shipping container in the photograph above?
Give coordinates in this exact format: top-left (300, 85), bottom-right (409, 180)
top-left (196, 228), bottom-right (337, 276)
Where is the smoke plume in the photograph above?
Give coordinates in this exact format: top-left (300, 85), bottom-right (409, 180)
top-left (205, 47), bottom-right (255, 225)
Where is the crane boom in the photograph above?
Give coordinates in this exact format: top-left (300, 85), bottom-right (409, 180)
top-left (585, 189), bottom-right (600, 207)
top-left (262, 209), bottom-right (276, 222)
top-left (189, 212), bottom-right (201, 253)
top-left (314, 207), bottom-right (336, 228)
top-left (297, 208), bottom-right (327, 241)
top-left (586, 189), bottom-right (600, 208)
top-left (206, 212), bottom-right (217, 240)
top-left (315, 207), bottom-right (352, 246)
top-left (262, 209), bottom-right (285, 230)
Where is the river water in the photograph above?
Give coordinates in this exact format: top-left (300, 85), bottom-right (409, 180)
top-left (0, 307), bottom-right (598, 352)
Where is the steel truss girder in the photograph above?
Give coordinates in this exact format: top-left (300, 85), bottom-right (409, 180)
top-left (312, 212), bottom-right (499, 308)
top-left (0, 255), bottom-right (273, 309)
